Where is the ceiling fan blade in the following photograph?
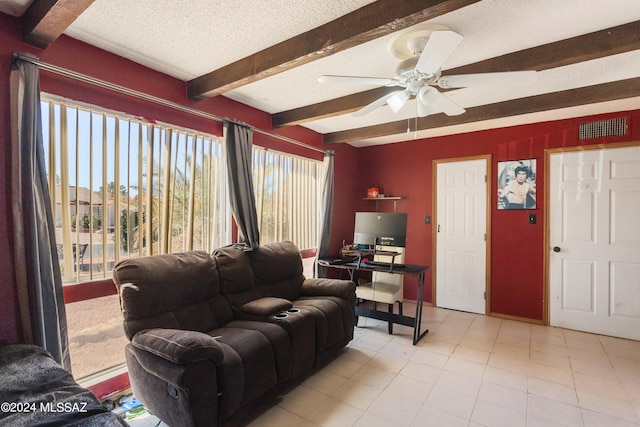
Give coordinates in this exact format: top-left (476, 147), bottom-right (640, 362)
top-left (419, 86), bottom-right (465, 116)
top-left (318, 75), bottom-right (399, 86)
top-left (353, 90), bottom-right (406, 116)
top-left (437, 70), bottom-right (538, 88)
top-left (415, 30), bottom-right (464, 75)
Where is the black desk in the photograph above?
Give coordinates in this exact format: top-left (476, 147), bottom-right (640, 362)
top-left (320, 260), bottom-right (430, 345)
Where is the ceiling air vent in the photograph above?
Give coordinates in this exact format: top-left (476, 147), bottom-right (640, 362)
top-left (579, 117), bottom-right (628, 140)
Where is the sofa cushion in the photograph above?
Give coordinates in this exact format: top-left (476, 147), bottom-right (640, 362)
top-left (132, 329), bottom-right (224, 365)
top-left (225, 320), bottom-right (292, 382)
top-left (249, 241), bottom-right (304, 283)
top-left (213, 246), bottom-right (255, 294)
top-left (293, 297), bottom-right (354, 358)
top-left (248, 241), bottom-right (304, 300)
top-left (212, 327), bottom-right (280, 417)
top-left (114, 251), bottom-right (219, 319)
top-left (239, 297), bottom-right (292, 317)
top-left (113, 251), bottom-right (230, 339)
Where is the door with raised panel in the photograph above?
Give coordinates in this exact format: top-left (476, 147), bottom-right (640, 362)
top-left (435, 158), bottom-right (488, 314)
top-left (549, 145), bottom-right (640, 340)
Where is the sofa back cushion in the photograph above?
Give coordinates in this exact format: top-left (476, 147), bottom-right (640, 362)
top-left (211, 241), bottom-right (305, 309)
top-left (248, 241), bottom-right (304, 300)
top-left (113, 251), bottom-right (232, 339)
top-left (212, 246), bottom-right (255, 294)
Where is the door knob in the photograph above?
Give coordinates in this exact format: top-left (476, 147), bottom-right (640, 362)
top-left (553, 246), bottom-right (561, 252)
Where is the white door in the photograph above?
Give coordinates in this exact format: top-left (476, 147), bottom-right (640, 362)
top-left (549, 145), bottom-right (640, 340)
top-left (436, 158), bottom-right (488, 314)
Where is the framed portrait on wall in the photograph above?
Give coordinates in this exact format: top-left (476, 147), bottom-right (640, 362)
top-left (497, 159), bottom-right (537, 210)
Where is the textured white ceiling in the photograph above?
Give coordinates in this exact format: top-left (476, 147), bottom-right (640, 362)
top-left (64, 0), bottom-right (378, 80)
top-left (4, 0), bottom-right (640, 146)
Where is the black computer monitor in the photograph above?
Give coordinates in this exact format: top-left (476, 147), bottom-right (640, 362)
top-left (353, 212), bottom-right (407, 247)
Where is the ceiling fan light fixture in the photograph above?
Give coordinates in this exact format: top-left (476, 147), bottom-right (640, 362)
top-left (417, 97), bottom-right (433, 117)
top-left (418, 85), bottom-right (437, 105)
top-left (387, 91), bottom-right (409, 113)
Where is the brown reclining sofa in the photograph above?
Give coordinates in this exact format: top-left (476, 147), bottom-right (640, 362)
top-left (113, 241), bottom-right (356, 427)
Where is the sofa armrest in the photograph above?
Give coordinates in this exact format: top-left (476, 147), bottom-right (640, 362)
top-left (300, 278), bottom-right (356, 300)
top-left (239, 297), bottom-right (293, 316)
top-left (131, 329), bottom-right (224, 365)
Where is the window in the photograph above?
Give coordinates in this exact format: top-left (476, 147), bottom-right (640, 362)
top-left (42, 95), bottom-right (231, 380)
top-left (42, 96), bottom-right (231, 284)
top-left (253, 147), bottom-right (322, 250)
top-left (41, 95), bottom-right (321, 383)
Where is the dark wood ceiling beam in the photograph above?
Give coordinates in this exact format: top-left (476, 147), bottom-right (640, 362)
top-left (187, 0), bottom-right (480, 100)
top-left (447, 20), bottom-right (640, 75)
top-left (22, 0), bottom-right (94, 48)
top-left (273, 87), bottom-right (400, 127)
top-left (323, 77), bottom-right (640, 144)
top-left (274, 20), bottom-right (640, 127)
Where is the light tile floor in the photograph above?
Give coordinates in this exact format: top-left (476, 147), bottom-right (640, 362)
top-left (127, 305), bottom-right (640, 426)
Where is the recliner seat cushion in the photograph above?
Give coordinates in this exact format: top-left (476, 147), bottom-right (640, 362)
top-left (225, 320), bottom-right (292, 382)
top-left (294, 296), bottom-right (355, 357)
top-left (211, 326), bottom-right (280, 417)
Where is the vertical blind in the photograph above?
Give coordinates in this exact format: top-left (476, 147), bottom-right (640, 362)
top-left (253, 148), bottom-right (322, 250)
top-left (42, 95), bottom-right (323, 284)
top-left (42, 96), bottom-right (231, 283)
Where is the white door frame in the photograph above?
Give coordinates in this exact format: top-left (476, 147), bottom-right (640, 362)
top-left (432, 155), bottom-right (492, 313)
top-left (543, 141), bottom-right (640, 326)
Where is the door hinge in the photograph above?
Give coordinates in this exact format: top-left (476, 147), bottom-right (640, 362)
top-left (484, 291), bottom-right (486, 300)
top-left (484, 233), bottom-right (487, 241)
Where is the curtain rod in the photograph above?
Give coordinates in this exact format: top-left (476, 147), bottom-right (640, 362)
top-left (12, 52), bottom-right (328, 155)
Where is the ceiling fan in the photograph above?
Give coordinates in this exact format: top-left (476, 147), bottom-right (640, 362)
top-left (317, 26), bottom-right (538, 118)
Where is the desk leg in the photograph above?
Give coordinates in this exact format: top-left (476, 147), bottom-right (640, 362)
top-left (345, 268), bottom-right (355, 282)
top-left (413, 271), bottom-right (429, 345)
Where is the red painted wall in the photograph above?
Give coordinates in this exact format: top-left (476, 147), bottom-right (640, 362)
top-left (2, 10), bottom-right (639, 341)
top-left (0, 14), bottom-right (23, 344)
top-left (354, 114), bottom-right (640, 321)
top-left (0, 12), bottom-right (359, 343)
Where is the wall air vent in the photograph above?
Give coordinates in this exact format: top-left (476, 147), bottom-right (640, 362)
top-left (579, 117), bottom-right (628, 140)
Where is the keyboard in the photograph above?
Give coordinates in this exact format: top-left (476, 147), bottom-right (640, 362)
top-left (319, 258), bottom-right (351, 265)
top-left (363, 261), bottom-right (406, 269)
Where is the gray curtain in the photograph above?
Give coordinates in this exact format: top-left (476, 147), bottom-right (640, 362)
top-left (10, 57), bottom-right (71, 370)
top-left (224, 120), bottom-right (260, 249)
top-left (315, 151), bottom-right (335, 277)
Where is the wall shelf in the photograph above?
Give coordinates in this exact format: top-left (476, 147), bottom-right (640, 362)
top-left (363, 197), bottom-right (403, 211)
